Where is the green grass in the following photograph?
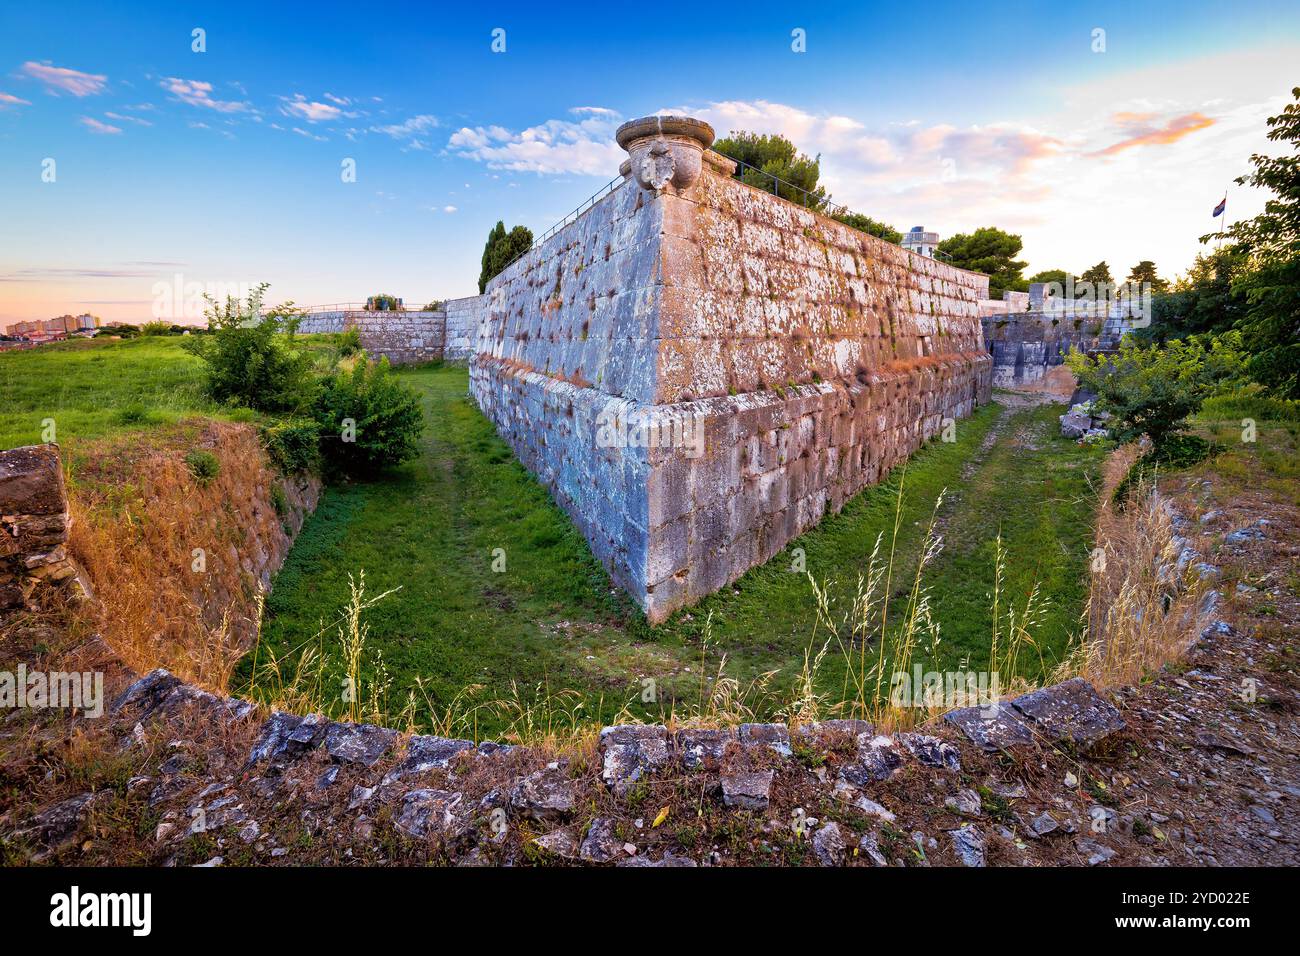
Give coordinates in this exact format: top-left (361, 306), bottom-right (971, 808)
top-left (1, 339), bottom-right (1106, 736)
top-left (242, 366), bottom-right (1106, 735)
top-left (0, 337), bottom-right (215, 449)
top-left (0, 333), bottom-right (363, 451)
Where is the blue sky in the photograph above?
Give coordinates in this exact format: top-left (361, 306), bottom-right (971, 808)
top-left (1, 0), bottom-right (1298, 323)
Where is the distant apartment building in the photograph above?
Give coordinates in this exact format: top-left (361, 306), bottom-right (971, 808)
top-left (4, 314), bottom-right (99, 340)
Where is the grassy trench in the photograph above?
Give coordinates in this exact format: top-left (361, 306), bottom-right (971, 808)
top-left (242, 365), bottom-right (1106, 736)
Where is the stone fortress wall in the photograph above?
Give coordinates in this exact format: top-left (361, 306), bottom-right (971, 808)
top-left (296, 293), bottom-right (485, 365)
top-left (979, 285), bottom-right (1144, 387)
top-left (471, 115), bottom-right (992, 622)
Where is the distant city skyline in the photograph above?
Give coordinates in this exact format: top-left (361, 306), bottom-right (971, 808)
top-left (1, 0), bottom-right (1298, 324)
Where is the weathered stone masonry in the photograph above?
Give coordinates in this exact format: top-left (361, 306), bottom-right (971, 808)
top-left (0, 444), bottom-right (85, 609)
top-left (471, 115), bottom-right (992, 622)
top-left (296, 294), bottom-right (485, 365)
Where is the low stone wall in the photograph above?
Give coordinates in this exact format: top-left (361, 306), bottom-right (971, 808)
top-left (0, 445), bottom-right (85, 609)
top-left (297, 310), bottom-right (446, 365)
top-left (472, 115), bottom-right (992, 622)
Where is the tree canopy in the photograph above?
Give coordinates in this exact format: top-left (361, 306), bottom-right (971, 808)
top-left (1214, 86), bottom-right (1300, 398)
top-left (1079, 261), bottom-right (1114, 288)
top-left (478, 221), bottom-right (534, 293)
top-left (712, 131), bottom-right (828, 211)
top-left (936, 227), bottom-right (1028, 298)
top-left (1027, 269), bottom-right (1073, 292)
top-left (1126, 260), bottom-right (1169, 293)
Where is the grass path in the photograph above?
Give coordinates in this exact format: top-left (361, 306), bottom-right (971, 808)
top-left (243, 365), bottom-right (1106, 735)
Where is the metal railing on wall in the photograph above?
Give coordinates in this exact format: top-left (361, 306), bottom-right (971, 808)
top-left (717, 151), bottom-right (955, 264)
top-left (493, 174), bottom-right (625, 278)
top-left (298, 302), bottom-right (446, 314)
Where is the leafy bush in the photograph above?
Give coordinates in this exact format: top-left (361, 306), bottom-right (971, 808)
top-left (713, 130), bottom-right (828, 210)
top-left (184, 449), bottom-right (221, 486)
top-left (260, 418), bottom-right (322, 474)
top-left (139, 320), bottom-right (175, 336)
top-left (422, 300), bottom-right (445, 311)
top-left (98, 324), bottom-right (139, 339)
top-left (336, 327), bottom-right (362, 358)
top-left (832, 212), bottom-right (902, 244)
top-left (365, 294), bottom-right (401, 311)
top-left (1067, 333), bottom-right (1245, 453)
top-left (313, 358), bottom-right (424, 475)
top-left (181, 283), bottom-right (317, 414)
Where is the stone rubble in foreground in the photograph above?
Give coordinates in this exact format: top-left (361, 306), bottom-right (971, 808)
top-left (12, 665), bottom-right (1137, 867)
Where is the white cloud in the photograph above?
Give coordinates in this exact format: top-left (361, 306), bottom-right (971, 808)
top-left (21, 61), bottom-right (107, 97)
top-left (280, 93), bottom-right (357, 123)
top-left (370, 114), bottom-right (439, 139)
top-left (448, 108), bottom-right (624, 175)
top-left (105, 111), bottom-right (152, 127)
top-left (669, 47), bottom-right (1296, 277)
top-left (79, 116), bottom-right (122, 135)
top-left (0, 92), bottom-right (31, 108)
top-left (160, 77), bottom-right (248, 113)
top-left (292, 126), bottom-right (327, 142)
top-left (442, 205), bottom-right (457, 213)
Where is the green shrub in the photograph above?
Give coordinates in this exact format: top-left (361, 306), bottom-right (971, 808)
top-left (114, 402), bottom-right (157, 426)
top-left (1067, 332), bottom-right (1246, 454)
top-left (184, 449), bottom-right (221, 486)
top-left (269, 482), bottom-right (289, 517)
top-left (1113, 434), bottom-right (1219, 505)
top-left (139, 320), bottom-right (174, 336)
top-left (422, 300), bottom-right (445, 311)
top-left (181, 283), bottom-right (317, 414)
top-left (336, 327), bottom-right (362, 358)
top-left (260, 418), bottom-right (322, 474)
top-left (478, 221), bottom-right (534, 292)
top-left (314, 358), bottom-right (423, 475)
top-left (365, 294), bottom-right (401, 311)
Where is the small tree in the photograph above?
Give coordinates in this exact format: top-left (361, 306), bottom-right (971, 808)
top-left (713, 131), bottom-right (828, 210)
top-left (478, 221), bottom-right (534, 293)
top-left (1066, 334), bottom-right (1245, 454)
top-left (1211, 86), bottom-right (1300, 399)
top-left (1126, 260), bottom-right (1169, 294)
top-left (1028, 269), bottom-right (1074, 289)
top-left (182, 283), bottom-right (317, 414)
top-left (937, 227), bottom-right (1028, 298)
top-left (1080, 261), bottom-right (1114, 288)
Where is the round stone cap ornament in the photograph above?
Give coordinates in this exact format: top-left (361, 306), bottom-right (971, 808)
top-left (615, 115), bottom-right (716, 193)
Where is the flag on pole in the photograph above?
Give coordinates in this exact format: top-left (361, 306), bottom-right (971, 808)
top-left (1213, 196), bottom-right (1227, 217)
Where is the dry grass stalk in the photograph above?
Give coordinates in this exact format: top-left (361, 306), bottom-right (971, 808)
top-left (1059, 445), bottom-right (1209, 687)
